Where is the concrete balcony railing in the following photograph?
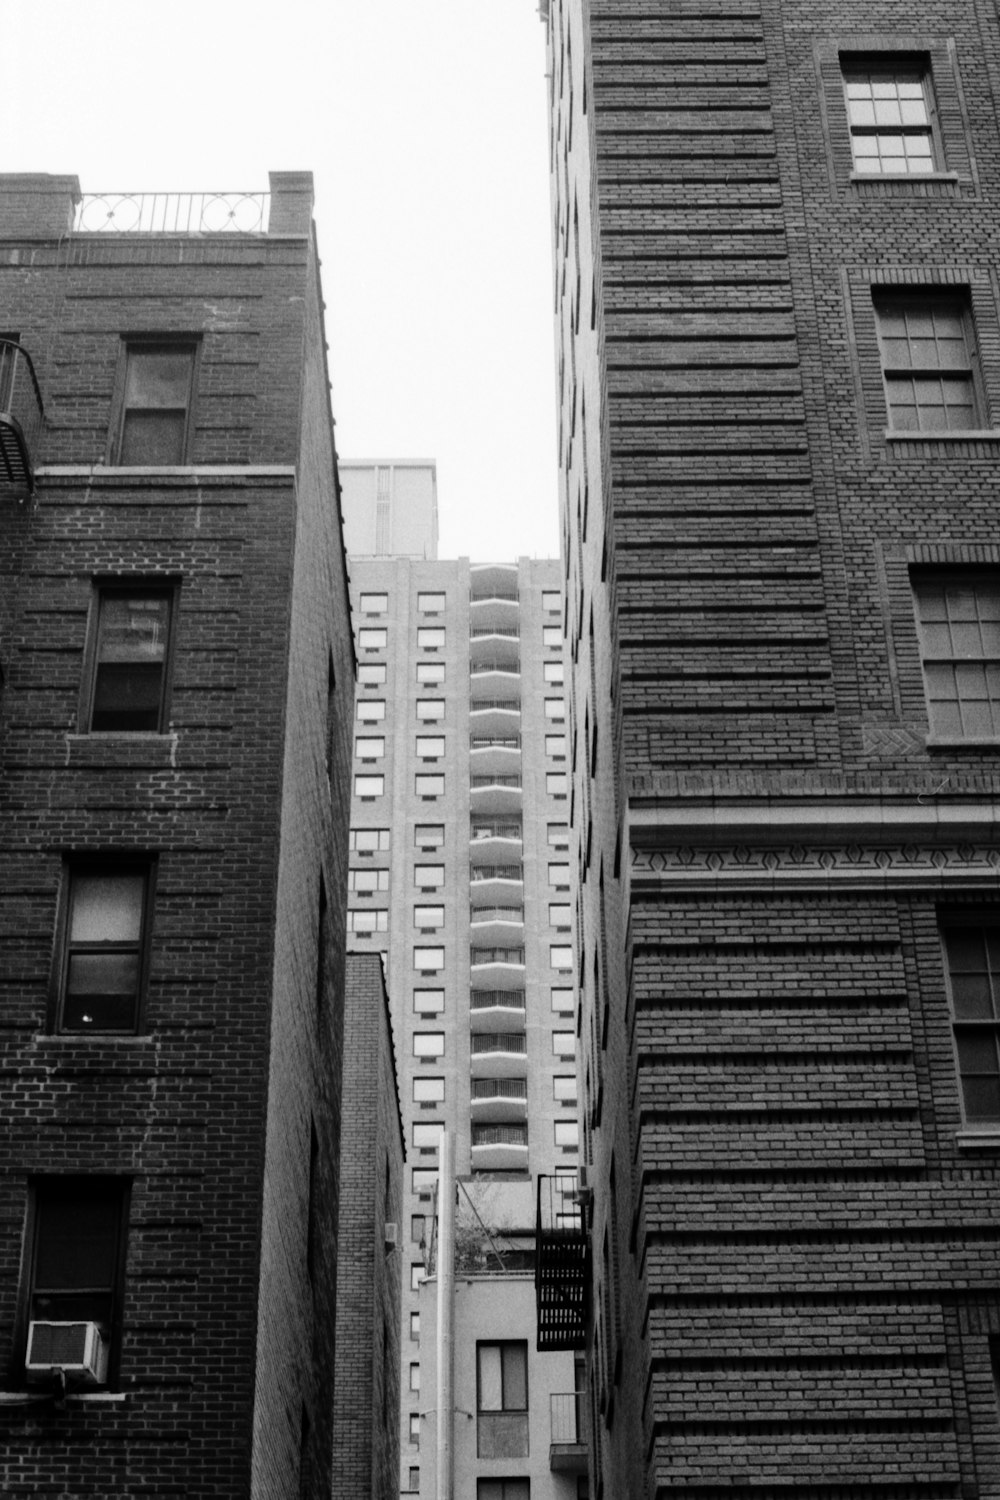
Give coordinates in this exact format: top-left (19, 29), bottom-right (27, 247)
top-left (470, 1077), bottom-right (528, 1122)
top-left (470, 988), bottom-right (526, 1033)
top-left (470, 1032), bottom-right (528, 1078)
top-left (471, 1123), bottom-right (529, 1173)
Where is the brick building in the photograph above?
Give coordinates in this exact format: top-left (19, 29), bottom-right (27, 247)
top-left (0, 172), bottom-right (356, 1498)
top-left (541, 1), bottom-right (1000, 1496)
top-left (332, 953), bottom-right (405, 1500)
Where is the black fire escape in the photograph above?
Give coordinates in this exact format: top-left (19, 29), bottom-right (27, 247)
top-left (0, 340), bottom-right (44, 497)
top-left (535, 1173), bottom-right (589, 1351)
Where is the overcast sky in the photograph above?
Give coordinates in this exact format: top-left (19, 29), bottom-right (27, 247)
top-left (5, 0), bottom-right (560, 561)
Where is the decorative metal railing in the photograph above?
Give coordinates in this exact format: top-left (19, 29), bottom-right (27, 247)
top-left (471, 823), bottom-right (523, 840)
top-left (470, 627), bottom-right (520, 639)
top-left (472, 1077), bottom-right (528, 1100)
top-left (470, 590), bottom-right (519, 603)
top-left (470, 864), bottom-right (523, 881)
top-left (470, 736), bottom-right (521, 750)
top-left (470, 908), bottom-right (525, 925)
top-left (471, 989), bottom-right (526, 1010)
top-left (469, 699), bottom-right (521, 713)
top-left (0, 341), bottom-right (44, 494)
top-left (471, 948), bottom-right (526, 966)
top-left (470, 776), bottom-right (522, 789)
top-left (472, 1125), bottom-right (528, 1147)
top-left (471, 1033), bottom-right (528, 1055)
top-left (471, 660), bottom-right (521, 675)
top-left (74, 192), bottom-right (270, 234)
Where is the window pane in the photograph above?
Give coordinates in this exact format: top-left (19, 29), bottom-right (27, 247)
top-left (502, 1344), bottom-right (527, 1408)
top-left (70, 873), bottom-right (144, 944)
top-left (92, 594), bottom-right (171, 732)
top-left (479, 1345), bottom-right (503, 1411)
top-left (120, 411), bottom-right (187, 465)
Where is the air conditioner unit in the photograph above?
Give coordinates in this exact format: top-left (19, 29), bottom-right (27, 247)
top-left (384, 1222), bottom-right (398, 1251)
top-left (25, 1321), bottom-right (108, 1386)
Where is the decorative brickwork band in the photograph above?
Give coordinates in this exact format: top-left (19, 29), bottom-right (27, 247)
top-left (631, 840), bottom-right (1000, 891)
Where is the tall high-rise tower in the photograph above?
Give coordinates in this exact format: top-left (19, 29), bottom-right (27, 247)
top-left (542, 2), bottom-right (1000, 1496)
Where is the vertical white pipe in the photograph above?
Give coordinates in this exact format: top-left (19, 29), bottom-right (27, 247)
top-left (435, 1130), bottom-right (455, 1500)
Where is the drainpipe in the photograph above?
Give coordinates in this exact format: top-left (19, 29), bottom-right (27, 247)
top-left (436, 1129), bottom-right (455, 1500)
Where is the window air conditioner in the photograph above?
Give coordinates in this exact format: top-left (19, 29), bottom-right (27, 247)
top-left (384, 1222), bottom-right (398, 1251)
top-left (25, 1321), bottom-right (109, 1386)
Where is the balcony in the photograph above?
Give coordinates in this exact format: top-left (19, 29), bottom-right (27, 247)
top-left (470, 562), bottom-right (519, 603)
top-left (536, 1174), bottom-right (589, 1351)
top-left (470, 773), bottom-right (523, 815)
top-left (470, 1031), bottom-right (528, 1078)
top-left (468, 699), bottom-right (521, 735)
top-left (469, 906), bottom-right (525, 948)
top-left (470, 863), bottom-right (524, 904)
top-left (470, 628), bottom-right (520, 671)
top-left (470, 823), bottom-right (523, 864)
top-left (471, 1123), bottom-right (529, 1173)
top-left (470, 987), bottom-right (526, 1033)
top-left (471, 1076), bottom-right (528, 1123)
top-left (471, 946), bottom-right (526, 993)
top-left (0, 342), bottom-right (44, 497)
top-left (550, 1391), bottom-right (589, 1473)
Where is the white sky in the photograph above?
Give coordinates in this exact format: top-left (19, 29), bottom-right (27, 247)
top-left (4, 0), bottom-right (560, 562)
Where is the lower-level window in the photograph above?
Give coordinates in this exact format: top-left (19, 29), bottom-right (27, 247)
top-left (57, 863), bottom-right (151, 1033)
top-left (477, 1341), bottom-right (528, 1458)
top-left (478, 1483), bottom-right (529, 1500)
top-left (943, 917), bottom-right (1000, 1123)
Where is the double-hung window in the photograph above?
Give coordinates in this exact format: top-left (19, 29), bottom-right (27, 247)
top-left (912, 573), bottom-right (1000, 740)
top-left (87, 586), bottom-right (175, 733)
top-left (843, 59), bottom-right (937, 175)
top-left (477, 1342), bottom-right (528, 1458)
top-left (874, 291), bottom-right (981, 433)
top-left (57, 863), bottom-right (152, 1033)
top-left (117, 343), bottom-right (196, 465)
top-left (942, 919), bottom-right (1000, 1125)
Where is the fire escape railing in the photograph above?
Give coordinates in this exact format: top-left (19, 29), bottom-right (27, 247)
top-left (535, 1173), bottom-right (589, 1351)
top-left (0, 341), bottom-right (44, 496)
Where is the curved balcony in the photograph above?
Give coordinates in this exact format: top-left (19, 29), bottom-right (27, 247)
top-left (471, 1124), bottom-right (529, 1173)
top-left (0, 342), bottom-right (44, 497)
top-left (471, 947), bottom-right (526, 995)
top-left (470, 734), bottom-right (521, 763)
top-left (470, 773), bottom-right (523, 815)
top-left (470, 562), bottom-right (519, 601)
top-left (469, 628), bottom-right (520, 670)
top-left (470, 863), bottom-right (524, 906)
top-left (470, 1031), bottom-right (528, 1078)
top-left (470, 823), bottom-right (523, 865)
top-left (468, 700), bottom-right (521, 736)
top-left (471, 1076), bottom-right (529, 1123)
top-left (470, 987), bottom-right (526, 1033)
top-left (470, 667), bottom-right (521, 705)
top-left (470, 907), bottom-right (525, 948)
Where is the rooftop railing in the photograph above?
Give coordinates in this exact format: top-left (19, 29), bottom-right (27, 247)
top-left (74, 191), bottom-right (271, 234)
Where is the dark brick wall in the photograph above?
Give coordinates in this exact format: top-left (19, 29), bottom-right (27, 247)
top-left (548, 2), bottom-right (1000, 1497)
top-left (0, 176), bottom-right (355, 1499)
top-left (332, 954), bottom-right (404, 1500)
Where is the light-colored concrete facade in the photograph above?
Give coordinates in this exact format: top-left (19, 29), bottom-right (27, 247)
top-left (346, 552), bottom-right (582, 1497)
top-left (341, 460), bottom-right (439, 560)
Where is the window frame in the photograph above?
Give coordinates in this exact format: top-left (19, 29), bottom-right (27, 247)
top-left (476, 1341), bottom-right (529, 1460)
top-left (113, 338), bottom-right (198, 467)
top-left (873, 288), bottom-right (982, 435)
top-left (52, 859), bottom-right (155, 1036)
top-left (941, 913), bottom-right (1000, 1129)
top-left (357, 699), bottom-right (387, 723)
top-left (912, 570), bottom-right (1000, 742)
top-left (841, 54), bottom-right (940, 177)
top-left (83, 581), bottom-right (179, 735)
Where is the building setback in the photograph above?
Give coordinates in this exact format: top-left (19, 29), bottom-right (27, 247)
top-left (332, 953), bottom-right (405, 1500)
top-left (0, 172), bottom-right (355, 1499)
top-left (542, 1), bottom-right (1000, 1496)
top-left (338, 526), bottom-right (585, 1500)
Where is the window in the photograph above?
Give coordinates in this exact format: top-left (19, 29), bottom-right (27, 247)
top-left (943, 919), bottom-right (1000, 1124)
top-left (409, 1412), bottom-right (421, 1445)
top-left (415, 824), bottom-right (444, 849)
top-left (357, 699), bottom-right (386, 723)
top-left (478, 1483), bottom-right (529, 1500)
top-left (410, 1362), bottom-right (421, 1392)
top-left (116, 343), bottom-right (195, 464)
top-left (347, 909), bottom-right (388, 933)
top-left (477, 1342), bottom-right (528, 1459)
top-left (913, 575), bottom-right (1000, 740)
top-left (543, 626), bottom-right (562, 649)
top-left (414, 905), bottom-right (444, 930)
top-left (417, 627), bottom-right (445, 651)
top-left (412, 1169), bottom-right (438, 1197)
top-left (544, 698), bottom-right (565, 721)
top-left (413, 1031), bottom-right (445, 1057)
top-left (359, 592), bottom-right (388, 614)
top-left (416, 735), bottom-right (445, 759)
top-left (414, 990), bottom-right (445, 1016)
top-left (546, 773), bottom-right (568, 799)
top-left (416, 699), bottom-right (445, 721)
top-left (409, 1468), bottom-right (421, 1494)
top-left (415, 774), bottom-right (444, 798)
top-left (555, 1120), bottom-right (580, 1149)
top-left (56, 863), bottom-right (151, 1033)
top-left (349, 867), bottom-right (389, 892)
top-left (412, 1123), bottom-right (442, 1152)
top-left (25, 1179), bottom-right (128, 1384)
top-left (550, 945), bottom-right (573, 971)
top-left (350, 827), bottom-right (390, 853)
top-left (553, 1075), bottom-right (577, 1102)
top-left (358, 627), bottom-right (387, 653)
top-left (544, 661), bottom-right (565, 684)
top-left (87, 586), bottom-right (175, 733)
top-left (542, 590), bottom-right (561, 613)
top-left (551, 987), bottom-right (575, 1014)
top-left (843, 58), bottom-right (936, 175)
top-left (874, 291), bottom-right (980, 433)
top-left (549, 863), bottom-right (570, 889)
top-left (545, 735), bottom-right (567, 759)
top-left (354, 774), bottom-right (384, 799)
top-left (413, 1075), bottom-right (445, 1102)
top-left (549, 903), bottom-right (572, 929)
top-left (355, 736), bottom-right (385, 760)
top-left (548, 822), bottom-right (569, 848)
top-left (410, 1263), bottom-right (426, 1291)
top-left (553, 1031), bottom-right (576, 1057)
top-left (417, 661), bottom-right (445, 684)
top-left (414, 865), bottom-right (445, 889)
top-left (414, 948), bottom-right (444, 974)
top-left (419, 591), bottom-right (446, 613)
top-left (358, 663), bottom-right (386, 687)
top-left (410, 1312), bottom-right (420, 1340)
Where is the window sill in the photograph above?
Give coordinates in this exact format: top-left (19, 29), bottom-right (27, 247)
top-left (851, 171), bottom-right (960, 185)
top-left (885, 430), bottom-right (1000, 443)
top-left (925, 736), bottom-right (1000, 749)
top-left (956, 1129), bottom-right (1000, 1150)
top-left (0, 1389), bottom-right (126, 1404)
